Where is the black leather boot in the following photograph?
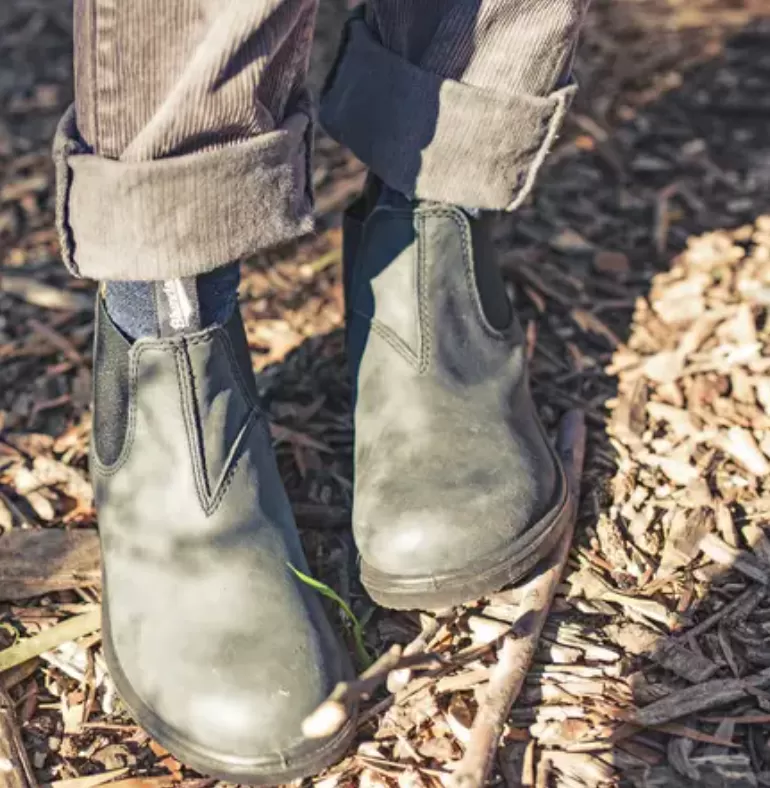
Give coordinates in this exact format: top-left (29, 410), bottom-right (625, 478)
top-left (91, 297), bottom-right (356, 783)
top-left (344, 187), bottom-right (571, 611)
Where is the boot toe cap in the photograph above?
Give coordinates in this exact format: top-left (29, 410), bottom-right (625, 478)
top-left (106, 632), bottom-right (354, 781)
top-left (353, 389), bottom-right (565, 579)
top-left (102, 587), bottom-right (354, 780)
top-left (353, 426), bottom-right (567, 611)
top-left (355, 472), bottom-right (541, 579)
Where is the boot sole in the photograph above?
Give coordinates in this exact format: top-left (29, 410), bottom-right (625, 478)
top-left (360, 459), bottom-right (572, 611)
top-left (101, 605), bottom-right (357, 785)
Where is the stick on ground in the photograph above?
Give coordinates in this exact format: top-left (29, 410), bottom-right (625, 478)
top-left (0, 686), bottom-right (37, 788)
top-left (301, 646), bottom-right (445, 739)
top-left (448, 409), bottom-right (587, 788)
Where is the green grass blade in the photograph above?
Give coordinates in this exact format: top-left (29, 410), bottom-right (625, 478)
top-left (289, 564), bottom-right (372, 668)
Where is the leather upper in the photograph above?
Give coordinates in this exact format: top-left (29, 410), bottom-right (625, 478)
top-left (345, 192), bottom-right (561, 579)
top-left (92, 299), bottom-right (352, 765)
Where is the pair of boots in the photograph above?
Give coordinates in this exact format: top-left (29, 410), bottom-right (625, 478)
top-left (92, 187), bottom-right (570, 783)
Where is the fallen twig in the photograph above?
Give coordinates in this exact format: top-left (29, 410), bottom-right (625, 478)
top-left (0, 609), bottom-right (101, 673)
top-left (387, 614), bottom-right (442, 693)
top-left (447, 409), bottom-right (587, 788)
top-left (47, 768), bottom-right (128, 788)
top-left (0, 685), bottom-right (38, 788)
top-left (676, 586), bottom-right (762, 641)
top-left (301, 645), bottom-right (444, 738)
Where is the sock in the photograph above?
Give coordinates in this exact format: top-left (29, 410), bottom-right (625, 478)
top-left (104, 262), bottom-right (240, 340)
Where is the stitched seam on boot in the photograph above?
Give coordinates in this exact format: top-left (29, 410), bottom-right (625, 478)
top-left (416, 212), bottom-right (430, 374)
top-left (349, 301), bottom-right (420, 368)
top-left (349, 205), bottom-right (421, 370)
top-left (176, 342), bottom-right (211, 513)
top-left (365, 319), bottom-right (420, 368)
top-left (416, 205), bottom-right (517, 343)
top-left (179, 332), bottom-right (263, 515)
top-left (176, 337), bottom-right (253, 516)
top-left (186, 330), bottom-right (262, 413)
top-left (91, 323), bottom-right (259, 480)
top-left (202, 410), bottom-right (259, 515)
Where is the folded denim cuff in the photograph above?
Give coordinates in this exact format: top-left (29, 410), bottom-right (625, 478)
top-left (54, 104), bottom-right (314, 280)
top-left (320, 15), bottom-right (577, 212)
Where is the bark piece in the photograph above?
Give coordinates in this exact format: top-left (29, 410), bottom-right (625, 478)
top-left (633, 668), bottom-right (770, 727)
top-left (606, 623), bottom-right (718, 683)
top-left (0, 529), bottom-right (100, 601)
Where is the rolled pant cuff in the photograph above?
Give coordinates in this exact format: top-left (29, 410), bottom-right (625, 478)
top-left (54, 104), bottom-right (315, 280)
top-left (320, 15), bottom-right (577, 212)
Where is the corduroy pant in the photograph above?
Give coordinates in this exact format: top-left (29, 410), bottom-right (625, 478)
top-left (54, 0), bottom-right (588, 281)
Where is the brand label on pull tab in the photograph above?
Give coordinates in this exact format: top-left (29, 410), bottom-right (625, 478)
top-left (154, 278), bottom-right (201, 336)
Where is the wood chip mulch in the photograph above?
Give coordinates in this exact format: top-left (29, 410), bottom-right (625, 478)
top-left (1, 1), bottom-right (770, 787)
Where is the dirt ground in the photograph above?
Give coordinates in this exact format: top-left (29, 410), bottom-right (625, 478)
top-left (2, 1), bottom-right (770, 786)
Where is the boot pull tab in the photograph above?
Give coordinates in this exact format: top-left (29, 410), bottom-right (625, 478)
top-left (154, 278), bottom-right (201, 337)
